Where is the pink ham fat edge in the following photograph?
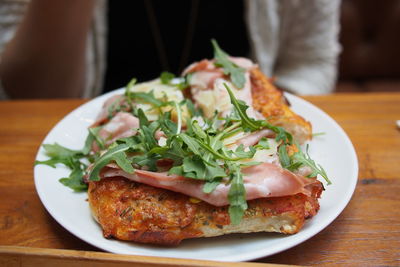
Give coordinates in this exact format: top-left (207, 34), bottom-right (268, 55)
top-left (99, 163), bottom-right (317, 207)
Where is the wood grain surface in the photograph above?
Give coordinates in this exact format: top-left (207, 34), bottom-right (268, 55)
top-left (0, 246), bottom-right (290, 267)
top-left (0, 93), bottom-right (399, 266)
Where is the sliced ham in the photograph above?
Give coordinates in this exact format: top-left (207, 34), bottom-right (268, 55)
top-left (189, 71), bottom-right (225, 91)
top-left (92, 112), bottom-right (139, 152)
top-left (236, 129), bottom-right (275, 147)
top-left (92, 94), bottom-right (128, 127)
top-left (185, 58), bottom-right (264, 121)
top-left (99, 162), bottom-right (317, 207)
top-left (183, 57), bottom-right (254, 75)
top-left (183, 59), bottom-right (217, 74)
top-left (228, 57), bottom-right (254, 69)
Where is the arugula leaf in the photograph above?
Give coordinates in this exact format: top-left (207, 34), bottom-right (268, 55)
top-left (290, 144), bottom-right (331, 185)
top-left (254, 137), bottom-right (270, 150)
top-left (168, 165), bottom-right (185, 176)
top-left (35, 142), bottom-right (91, 191)
top-left (82, 128), bottom-right (97, 155)
top-left (191, 120), bottom-right (207, 139)
top-left (184, 157), bottom-right (226, 180)
top-left (160, 71), bottom-right (175, 84)
top-left (41, 143), bottom-right (80, 159)
top-left (59, 163), bottom-right (87, 192)
top-left (131, 153), bottom-right (159, 171)
top-left (164, 137), bottom-right (187, 163)
top-left (87, 127), bottom-right (105, 151)
top-left (179, 133), bottom-right (203, 157)
top-left (116, 136), bottom-right (139, 148)
top-left (203, 179), bottom-right (222, 194)
top-left (224, 83), bottom-right (294, 145)
top-left (130, 91), bottom-right (165, 108)
top-left (273, 126), bottom-right (293, 144)
top-left (232, 144), bottom-right (256, 159)
top-left (184, 99), bottom-right (203, 117)
top-left (160, 71), bottom-right (192, 90)
top-left (159, 111), bottom-right (178, 137)
top-left (107, 96), bottom-right (130, 120)
top-left (312, 132), bottom-right (326, 137)
top-left (212, 39), bottom-right (246, 89)
top-left (177, 73), bottom-right (193, 90)
top-left (34, 158), bottom-right (71, 169)
top-left (224, 83), bottom-right (262, 131)
top-left (182, 156), bottom-right (205, 178)
top-left (239, 161), bottom-right (262, 167)
top-left (278, 144), bottom-right (291, 169)
top-left (137, 108), bottom-right (149, 128)
top-left (139, 121), bottom-right (160, 151)
top-left (88, 144), bottom-right (131, 181)
top-left (35, 143), bottom-right (83, 170)
top-left (173, 101), bottom-right (182, 134)
top-left (113, 152), bottom-right (134, 174)
top-left (126, 77), bottom-right (137, 90)
top-left (196, 140), bottom-right (243, 161)
top-left (228, 166), bottom-right (248, 225)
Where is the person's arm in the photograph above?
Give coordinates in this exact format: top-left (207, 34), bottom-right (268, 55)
top-left (0, 0), bottom-right (95, 98)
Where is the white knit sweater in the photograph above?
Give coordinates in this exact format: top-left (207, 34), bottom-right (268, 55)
top-left (246, 0), bottom-right (341, 94)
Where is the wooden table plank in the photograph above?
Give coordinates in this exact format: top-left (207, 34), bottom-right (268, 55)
top-left (0, 246), bottom-right (289, 267)
top-left (0, 93), bottom-right (399, 266)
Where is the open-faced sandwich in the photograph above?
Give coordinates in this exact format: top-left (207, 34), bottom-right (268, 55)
top-left (36, 40), bottom-right (330, 246)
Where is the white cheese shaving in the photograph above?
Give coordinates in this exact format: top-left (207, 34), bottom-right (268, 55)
top-left (129, 79), bottom-right (189, 122)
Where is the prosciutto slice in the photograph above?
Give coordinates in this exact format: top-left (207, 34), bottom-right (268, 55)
top-left (235, 129), bottom-right (275, 147)
top-left (99, 163), bottom-right (317, 207)
top-left (92, 112), bottom-right (139, 152)
top-left (184, 58), bottom-right (264, 120)
top-left (92, 94), bottom-right (128, 127)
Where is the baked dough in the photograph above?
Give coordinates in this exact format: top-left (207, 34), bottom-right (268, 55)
top-left (88, 177), bottom-right (322, 245)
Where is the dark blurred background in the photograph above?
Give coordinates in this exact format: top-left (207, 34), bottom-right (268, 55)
top-left (104, 0), bottom-right (400, 93)
top-left (337, 0), bottom-right (400, 92)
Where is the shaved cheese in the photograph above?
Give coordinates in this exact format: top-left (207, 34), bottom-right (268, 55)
top-left (223, 131), bottom-right (249, 146)
top-left (129, 79), bottom-right (190, 122)
top-left (239, 138), bottom-right (280, 165)
top-left (130, 79), bottom-right (184, 102)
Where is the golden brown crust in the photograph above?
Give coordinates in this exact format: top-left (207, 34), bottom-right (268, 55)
top-left (250, 67), bottom-right (312, 144)
top-left (88, 177), bottom-right (323, 246)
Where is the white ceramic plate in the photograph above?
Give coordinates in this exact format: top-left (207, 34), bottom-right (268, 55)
top-left (34, 89), bottom-right (358, 261)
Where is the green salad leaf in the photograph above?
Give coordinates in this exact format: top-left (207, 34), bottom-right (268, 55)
top-left (212, 39), bottom-right (246, 89)
top-left (228, 165), bottom-right (248, 225)
top-left (88, 143), bottom-right (132, 181)
top-left (160, 71), bottom-right (192, 90)
top-left (289, 144), bottom-right (331, 185)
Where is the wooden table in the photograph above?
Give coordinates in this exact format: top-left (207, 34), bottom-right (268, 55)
top-left (0, 93), bottom-right (399, 266)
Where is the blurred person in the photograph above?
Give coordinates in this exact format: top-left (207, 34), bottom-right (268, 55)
top-left (0, 0), bottom-right (105, 99)
top-left (0, 0), bottom-right (340, 99)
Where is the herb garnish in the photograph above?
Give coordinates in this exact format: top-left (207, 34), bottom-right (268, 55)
top-left (160, 71), bottom-right (192, 90)
top-left (212, 39), bottom-right (246, 89)
top-left (288, 144), bottom-right (331, 185)
top-left (34, 126), bottom-right (104, 191)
